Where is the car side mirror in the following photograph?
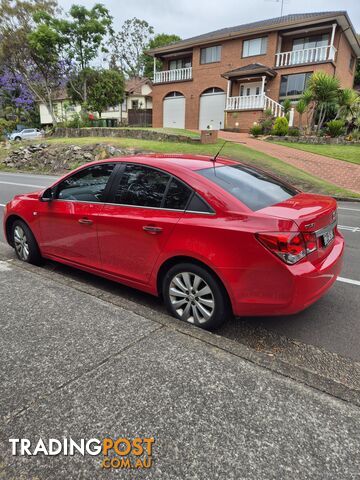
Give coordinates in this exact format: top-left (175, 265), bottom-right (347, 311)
top-left (40, 187), bottom-right (54, 202)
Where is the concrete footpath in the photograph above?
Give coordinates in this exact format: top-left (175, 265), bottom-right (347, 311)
top-left (1, 259), bottom-right (360, 479)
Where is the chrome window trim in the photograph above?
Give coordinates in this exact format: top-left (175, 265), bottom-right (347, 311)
top-left (51, 198), bottom-right (215, 215)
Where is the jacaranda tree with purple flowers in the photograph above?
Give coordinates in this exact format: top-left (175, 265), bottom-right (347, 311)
top-left (0, 69), bottom-right (34, 120)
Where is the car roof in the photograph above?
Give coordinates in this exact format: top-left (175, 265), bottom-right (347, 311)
top-left (95, 154), bottom-right (238, 172)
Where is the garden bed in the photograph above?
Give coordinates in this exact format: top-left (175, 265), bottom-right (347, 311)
top-left (267, 135), bottom-right (359, 145)
top-left (54, 127), bottom-right (201, 144)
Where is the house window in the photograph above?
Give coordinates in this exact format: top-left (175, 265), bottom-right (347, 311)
top-left (200, 45), bottom-right (221, 64)
top-left (169, 58), bottom-right (192, 69)
top-left (131, 100), bottom-right (139, 109)
top-left (292, 34), bottom-right (329, 51)
top-left (240, 85), bottom-right (244, 96)
top-left (280, 72), bottom-right (312, 98)
top-left (349, 55), bottom-right (355, 71)
top-left (242, 37), bottom-right (267, 57)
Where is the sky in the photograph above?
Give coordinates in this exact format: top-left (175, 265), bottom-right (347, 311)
top-left (57, 0), bottom-right (360, 38)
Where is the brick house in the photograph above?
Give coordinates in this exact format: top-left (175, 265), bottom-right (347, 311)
top-left (147, 11), bottom-right (359, 132)
top-left (38, 77), bottom-right (153, 126)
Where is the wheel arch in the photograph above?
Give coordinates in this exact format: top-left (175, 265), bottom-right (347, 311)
top-left (156, 255), bottom-right (233, 312)
top-left (5, 214), bottom-right (29, 247)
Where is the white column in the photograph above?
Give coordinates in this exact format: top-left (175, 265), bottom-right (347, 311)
top-left (261, 76), bottom-right (266, 95)
top-left (227, 79), bottom-right (231, 98)
top-left (153, 57), bottom-right (156, 80)
top-left (330, 23), bottom-right (336, 47)
top-left (289, 108), bottom-right (294, 127)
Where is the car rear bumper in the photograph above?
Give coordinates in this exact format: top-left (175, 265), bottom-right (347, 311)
top-left (220, 235), bottom-right (344, 317)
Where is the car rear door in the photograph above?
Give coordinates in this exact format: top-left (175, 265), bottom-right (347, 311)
top-left (97, 163), bottom-right (193, 284)
top-left (38, 163), bottom-right (117, 269)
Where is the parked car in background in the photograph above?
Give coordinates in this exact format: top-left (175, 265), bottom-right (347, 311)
top-left (3, 155), bottom-right (344, 330)
top-left (8, 128), bottom-right (44, 141)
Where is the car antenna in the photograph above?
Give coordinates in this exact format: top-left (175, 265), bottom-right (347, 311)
top-left (212, 140), bottom-right (227, 164)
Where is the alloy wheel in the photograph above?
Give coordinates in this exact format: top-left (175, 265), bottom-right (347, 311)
top-left (14, 226), bottom-right (30, 261)
top-left (169, 272), bottom-right (215, 324)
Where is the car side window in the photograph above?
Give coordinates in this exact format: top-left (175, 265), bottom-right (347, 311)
top-left (163, 177), bottom-right (192, 210)
top-left (56, 163), bottom-right (115, 202)
top-left (113, 164), bottom-right (170, 208)
top-left (186, 193), bottom-right (214, 213)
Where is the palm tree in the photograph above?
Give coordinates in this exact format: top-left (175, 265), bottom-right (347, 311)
top-left (336, 88), bottom-right (360, 131)
top-left (306, 72), bottom-right (340, 133)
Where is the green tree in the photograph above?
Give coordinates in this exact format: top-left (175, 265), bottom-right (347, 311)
top-left (0, 0), bottom-right (64, 125)
top-left (143, 33), bottom-right (181, 79)
top-left (306, 72), bottom-right (340, 133)
top-left (110, 18), bottom-right (154, 77)
top-left (86, 69), bottom-right (124, 117)
top-left (31, 3), bottom-right (113, 102)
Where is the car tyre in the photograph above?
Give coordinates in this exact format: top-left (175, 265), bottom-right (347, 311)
top-left (14, 136), bottom-right (21, 141)
top-left (163, 262), bottom-right (230, 330)
top-left (12, 220), bottom-right (42, 265)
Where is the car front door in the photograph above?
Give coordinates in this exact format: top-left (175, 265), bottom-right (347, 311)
top-left (97, 163), bottom-right (193, 285)
top-left (38, 163), bottom-right (117, 269)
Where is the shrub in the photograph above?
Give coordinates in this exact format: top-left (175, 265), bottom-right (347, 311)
top-left (326, 119), bottom-right (345, 138)
top-left (249, 123), bottom-right (263, 137)
top-left (287, 127), bottom-right (300, 137)
top-left (272, 116), bottom-right (289, 136)
top-left (0, 118), bottom-right (17, 140)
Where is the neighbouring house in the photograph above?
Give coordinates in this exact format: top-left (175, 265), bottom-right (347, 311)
top-left (38, 77), bottom-right (153, 127)
top-left (147, 11), bottom-right (360, 132)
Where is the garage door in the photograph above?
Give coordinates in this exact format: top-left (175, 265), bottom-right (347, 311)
top-left (163, 93), bottom-right (185, 129)
top-left (199, 88), bottom-right (226, 130)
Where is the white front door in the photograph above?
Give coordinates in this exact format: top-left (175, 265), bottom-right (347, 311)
top-left (239, 82), bottom-right (262, 97)
top-left (199, 92), bottom-right (226, 130)
top-left (163, 96), bottom-right (185, 129)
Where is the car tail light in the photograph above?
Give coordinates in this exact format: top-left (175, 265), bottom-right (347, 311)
top-left (256, 231), bottom-right (318, 265)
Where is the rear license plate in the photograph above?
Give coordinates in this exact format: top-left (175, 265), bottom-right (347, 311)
top-left (322, 229), bottom-right (334, 247)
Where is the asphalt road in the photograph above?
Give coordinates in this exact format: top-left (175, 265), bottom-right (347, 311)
top-left (1, 170), bottom-right (359, 361)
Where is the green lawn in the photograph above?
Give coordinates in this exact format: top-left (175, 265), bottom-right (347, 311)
top-left (35, 136), bottom-right (359, 198)
top-left (273, 141), bottom-right (360, 165)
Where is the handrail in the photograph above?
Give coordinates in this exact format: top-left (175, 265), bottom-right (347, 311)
top-left (226, 94), bottom-right (285, 117)
top-left (153, 67), bottom-right (192, 83)
top-left (275, 45), bottom-right (336, 67)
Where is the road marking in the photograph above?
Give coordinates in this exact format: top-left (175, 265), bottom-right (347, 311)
top-left (337, 277), bottom-right (360, 286)
top-left (338, 207), bottom-right (360, 212)
top-left (338, 225), bottom-right (360, 233)
top-left (0, 181), bottom-right (43, 188)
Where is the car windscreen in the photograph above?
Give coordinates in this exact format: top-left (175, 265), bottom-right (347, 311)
top-left (197, 164), bottom-right (297, 211)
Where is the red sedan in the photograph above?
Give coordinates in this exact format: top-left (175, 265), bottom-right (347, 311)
top-left (3, 155), bottom-right (344, 330)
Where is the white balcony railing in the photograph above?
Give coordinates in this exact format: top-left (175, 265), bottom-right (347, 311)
top-left (226, 94), bottom-right (265, 110)
top-left (275, 45), bottom-right (336, 67)
top-left (153, 67), bottom-right (192, 83)
top-left (226, 94), bottom-right (285, 118)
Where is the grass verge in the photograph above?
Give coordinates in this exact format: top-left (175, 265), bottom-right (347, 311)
top-left (1, 136), bottom-right (359, 198)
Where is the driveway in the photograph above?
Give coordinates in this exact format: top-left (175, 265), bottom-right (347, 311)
top-left (218, 131), bottom-right (360, 194)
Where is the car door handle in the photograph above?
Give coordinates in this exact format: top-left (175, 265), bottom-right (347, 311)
top-left (143, 225), bottom-right (163, 234)
top-left (78, 218), bottom-right (93, 225)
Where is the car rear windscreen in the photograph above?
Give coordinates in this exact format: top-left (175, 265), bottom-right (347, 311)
top-left (198, 165), bottom-right (297, 211)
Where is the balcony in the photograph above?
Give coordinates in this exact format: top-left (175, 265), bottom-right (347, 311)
top-left (275, 45), bottom-right (337, 68)
top-left (226, 94), bottom-right (286, 119)
top-left (153, 67), bottom-right (192, 84)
